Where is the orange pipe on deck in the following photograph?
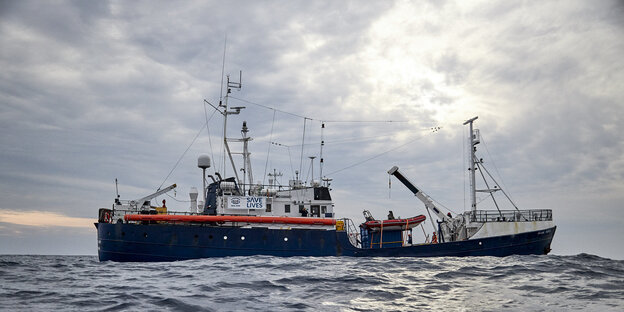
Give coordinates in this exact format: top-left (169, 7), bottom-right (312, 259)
top-left (124, 214), bottom-right (336, 225)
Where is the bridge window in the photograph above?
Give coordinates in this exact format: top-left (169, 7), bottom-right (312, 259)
top-left (285, 204), bottom-right (291, 213)
top-left (266, 203), bottom-right (272, 212)
top-left (314, 187), bottom-right (332, 200)
top-left (311, 205), bottom-right (320, 217)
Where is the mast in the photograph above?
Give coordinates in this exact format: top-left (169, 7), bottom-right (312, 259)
top-left (463, 116), bottom-right (478, 213)
top-left (241, 121), bottom-right (253, 192)
top-left (221, 72), bottom-right (243, 187)
top-left (319, 122), bottom-right (325, 182)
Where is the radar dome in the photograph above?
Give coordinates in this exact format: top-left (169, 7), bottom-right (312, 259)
top-left (197, 155), bottom-right (211, 169)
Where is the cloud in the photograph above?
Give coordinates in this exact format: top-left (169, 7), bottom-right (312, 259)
top-left (1, 0), bottom-right (623, 258)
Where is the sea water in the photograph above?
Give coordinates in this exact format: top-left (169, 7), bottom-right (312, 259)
top-left (1, 254), bottom-right (622, 311)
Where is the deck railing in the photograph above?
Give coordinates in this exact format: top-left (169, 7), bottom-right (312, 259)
top-left (471, 209), bottom-right (552, 223)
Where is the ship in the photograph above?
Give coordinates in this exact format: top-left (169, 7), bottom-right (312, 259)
top-left (95, 79), bottom-right (556, 262)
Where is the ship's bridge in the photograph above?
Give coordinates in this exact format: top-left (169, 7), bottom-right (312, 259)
top-left (216, 186), bottom-right (334, 219)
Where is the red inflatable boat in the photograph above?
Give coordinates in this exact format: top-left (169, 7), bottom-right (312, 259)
top-left (361, 215), bottom-right (426, 231)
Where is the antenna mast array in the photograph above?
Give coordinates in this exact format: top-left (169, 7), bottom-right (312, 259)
top-left (221, 72), bottom-right (244, 187)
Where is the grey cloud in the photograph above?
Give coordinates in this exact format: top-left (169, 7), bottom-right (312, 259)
top-left (1, 0), bottom-right (623, 258)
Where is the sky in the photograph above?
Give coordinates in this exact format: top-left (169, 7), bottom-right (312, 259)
top-left (1, 0), bottom-right (623, 259)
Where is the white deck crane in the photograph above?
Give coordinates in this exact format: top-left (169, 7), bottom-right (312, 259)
top-left (388, 166), bottom-right (450, 232)
top-left (116, 183), bottom-right (177, 211)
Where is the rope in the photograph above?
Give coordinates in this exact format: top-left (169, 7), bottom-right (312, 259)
top-left (158, 123), bottom-right (206, 190)
top-left (433, 199), bottom-right (459, 214)
top-left (230, 96), bottom-right (307, 119)
top-left (324, 132), bottom-right (433, 176)
top-left (203, 102), bottom-right (218, 169)
top-left (480, 135), bottom-right (517, 205)
top-left (157, 110), bottom-right (218, 191)
top-left (229, 96), bottom-right (410, 123)
top-left (166, 193), bottom-right (190, 203)
top-left (299, 118), bottom-right (307, 177)
top-left (262, 110), bottom-right (277, 185)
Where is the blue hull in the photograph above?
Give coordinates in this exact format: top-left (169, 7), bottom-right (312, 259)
top-left (96, 223), bottom-right (556, 262)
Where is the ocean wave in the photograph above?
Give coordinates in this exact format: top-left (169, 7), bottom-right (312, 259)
top-left (0, 254), bottom-right (622, 311)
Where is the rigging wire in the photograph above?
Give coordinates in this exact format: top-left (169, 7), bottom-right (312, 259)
top-left (299, 118), bottom-right (307, 178)
top-left (229, 96), bottom-right (410, 123)
top-left (217, 35), bottom-right (227, 175)
top-left (230, 96), bottom-right (307, 119)
top-left (263, 110), bottom-right (277, 185)
top-left (324, 132), bottom-right (434, 176)
top-left (203, 101), bottom-right (218, 169)
top-left (475, 160), bottom-right (503, 216)
top-left (166, 192), bottom-right (190, 203)
top-left (479, 158), bottom-right (520, 211)
top-left (480, 135), bottom-right (516, 205)
top-left (157, 121), bottom-right (208, 190)
top-left (157, 107), bottom-right (219, 191)
top-left (433, 199), bottom-right (459, 215)
top-left (254, 129), bottom-right (433, 148)
top-left (270, 141), bottom-right (296, 178)
top-left (304, 157), bottom-right (314, 184)
top-left (219, 35), bottom-right (226, 104)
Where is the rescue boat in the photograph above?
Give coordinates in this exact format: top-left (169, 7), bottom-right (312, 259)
top-left (360, 215), bottom-right (426, 231)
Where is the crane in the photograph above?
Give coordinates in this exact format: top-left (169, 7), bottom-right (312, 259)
top-left (118, 183), bottom-right (177, 210)
top-left (387, 166), bottom-right (450, 224)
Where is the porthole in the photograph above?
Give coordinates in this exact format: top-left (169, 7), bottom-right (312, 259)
top-left (144, 233), bottom-right (148, 238)
top-left (121, 232), bottom-right (125, 236)
top-left (284, 237), bottom-right (288, 242)
top-left (194, 234), bottom-right (199, 239)
top-left (478, 241), bottom-right (482, 245)
top-left (209, 235), bottom-right (213, 239)
top-left (241, 236), bottom-right (245, 240)
top-left (223, 236), bottom-right (228, 240)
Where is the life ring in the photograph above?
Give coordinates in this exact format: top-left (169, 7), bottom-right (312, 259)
top-left (103, 211), bottom-right (111, 223)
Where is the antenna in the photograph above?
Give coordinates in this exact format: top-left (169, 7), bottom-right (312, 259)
top-left (227, 71), bottom-right (242, 92)
top-left (219, 35), bottom-right (227, 107)
top-left (308, 156), bottom-right (316, 184)
top-left (319, 122), bottom-right (325, 181)
top-left (268, 169), bottom-right (282, 188)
